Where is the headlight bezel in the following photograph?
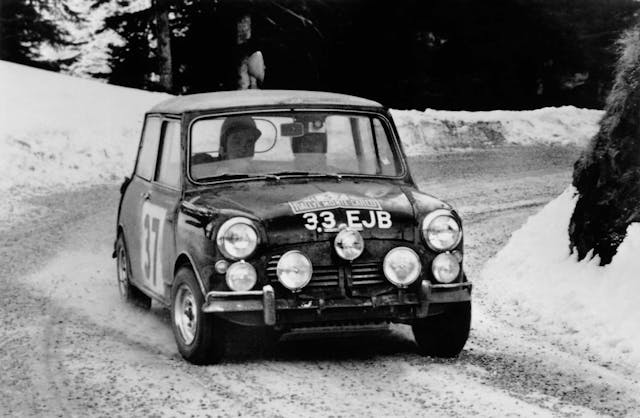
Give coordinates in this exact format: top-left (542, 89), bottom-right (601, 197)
top-left (421, 209), bottom-right (462, 252)
top-left (216, 217), bottom-right (259, 260)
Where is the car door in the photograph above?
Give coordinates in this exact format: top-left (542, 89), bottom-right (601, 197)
top-left (141, 118), bottom-right (183, 302)
top-left (120, 115), bottom-right (162, 294)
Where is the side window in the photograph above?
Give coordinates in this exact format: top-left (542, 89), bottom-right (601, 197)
top-left (372, 118), bottom-right (398, 175)
top-left (136, 117), bottom-right (162, 181)
top-left (156, 120), bottom-right (182, 188)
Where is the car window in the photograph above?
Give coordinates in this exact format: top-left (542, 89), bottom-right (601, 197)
top-left (189, 112), bottom-right (401, 181)
top-left (136, 117), bottom-right (162, 181)
top-left (372, 118), bottom-right (398, 176)
top-left (156, 120), bottom-right (181, 188)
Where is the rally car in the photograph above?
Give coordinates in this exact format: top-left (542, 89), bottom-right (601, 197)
top-left (114, 90), bottom-right (471, 364)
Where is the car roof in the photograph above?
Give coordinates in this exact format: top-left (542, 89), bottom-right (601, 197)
top-left (149, 90), bottom-right (384, 114)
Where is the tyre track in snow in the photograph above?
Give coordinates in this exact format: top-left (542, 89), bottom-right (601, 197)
top-left (3, 146), bottom-right (639, 416)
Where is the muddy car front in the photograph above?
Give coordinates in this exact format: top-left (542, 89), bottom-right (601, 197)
top-left (185, 180), bottom-right (471, 330)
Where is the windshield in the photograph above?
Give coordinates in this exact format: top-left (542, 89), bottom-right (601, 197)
top-left (189, 111), bottom-right (402, 181)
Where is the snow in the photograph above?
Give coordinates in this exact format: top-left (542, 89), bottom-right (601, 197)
top-left (0, 60), bottom-right (169, 194)
top-left (392, 107), bottom-right (603, 155)
top-left (2, 61), bottom-right (627, 364)
top-left (1, 60), bottom-right (601, 201)
top-left (3, 60), bottom-right (640, 413)
top-left (482, 187), bottom-right (640, 368)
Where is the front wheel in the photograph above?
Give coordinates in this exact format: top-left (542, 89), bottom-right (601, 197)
top-left (171, 267), bottom-right (226, 364)
top-left (412, 301), bottom-right (471, 358)
top-left (115, 235), bottom-right (151, 310)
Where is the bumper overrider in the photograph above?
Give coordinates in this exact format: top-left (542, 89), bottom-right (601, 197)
top-left (201, 281), bottom-right (472, 326)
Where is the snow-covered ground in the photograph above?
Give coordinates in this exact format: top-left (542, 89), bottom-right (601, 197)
top-left (483, 188), bottom-right (640, 368)
top-left (392, 107), bottom-right (602, 155)
top-left (1, 60), bottom-right (628, 367)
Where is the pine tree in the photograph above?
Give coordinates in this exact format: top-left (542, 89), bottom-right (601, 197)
top-left (570, 22), bottom-right (640, 265)
top-left (0, 0), bottom-right (78, 70)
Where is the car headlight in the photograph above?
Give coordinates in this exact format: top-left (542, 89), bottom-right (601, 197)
top-left (216, 217), bottom-right (258, 259)
top-left (432, 252), bottom-right (461, 283)
top-left (277, 250), bottom-right (313, 291)
top-left (225, 261), bottom-right (257, 291)
top-left (383, 247), bottom-right (421, 288)
top-left (334, 228), bottom-right (364, 261)
top-left (422, 210), bottom-right (462, 251)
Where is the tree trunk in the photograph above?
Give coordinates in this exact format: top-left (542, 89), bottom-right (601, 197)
top-left (153, 0), bottom-right (173, 92)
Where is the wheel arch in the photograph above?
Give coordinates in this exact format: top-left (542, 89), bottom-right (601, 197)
top-left (174, 252), bottom-right (207, 296)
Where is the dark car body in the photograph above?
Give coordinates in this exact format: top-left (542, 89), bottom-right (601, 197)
top-left (115, 90), bottom-right (471, 362)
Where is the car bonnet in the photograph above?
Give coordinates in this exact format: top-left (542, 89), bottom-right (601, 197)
top-left (186, 179), bottom-right (448, 245)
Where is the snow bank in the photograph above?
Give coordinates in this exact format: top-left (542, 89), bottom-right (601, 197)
top-left (0, 59), bottom-right (601, 194)
top-left (392, 107), bottom-right (603, 155)
top-left (0, 60), bottom-right (169, 193)
top-left (482, 187), bottom-right (640, 367)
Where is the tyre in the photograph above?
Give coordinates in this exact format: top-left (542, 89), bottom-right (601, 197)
top-left (412, 301), bottom-right (471, 358)
top-left (115, 234), bottom-right (152, 310)
top-left (171, 267), bottom-right (226, 364)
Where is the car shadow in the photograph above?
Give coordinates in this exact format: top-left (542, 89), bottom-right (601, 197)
top-left (152, 305), bottom-right (421, 363)
top-left (222, 325), bottom-right (420, 363)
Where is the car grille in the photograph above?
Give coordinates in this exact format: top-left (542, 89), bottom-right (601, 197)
top-left (266, 255), bottom-right (387, 291)
top-left (350, 262), bottom-right (385, 286)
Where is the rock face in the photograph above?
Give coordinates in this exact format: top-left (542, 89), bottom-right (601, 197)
top-left (570, 25), bottom-right (640, 265)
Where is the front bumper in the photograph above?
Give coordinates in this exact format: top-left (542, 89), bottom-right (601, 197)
top-left (201, 280), bottom-right (472, 326)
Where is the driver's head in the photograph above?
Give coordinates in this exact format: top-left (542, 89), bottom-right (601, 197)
top-left (219, 116), bottom-right (261, 160)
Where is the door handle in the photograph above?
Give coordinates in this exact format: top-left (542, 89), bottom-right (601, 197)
top-left (141, 191), bottom-right (151, 200)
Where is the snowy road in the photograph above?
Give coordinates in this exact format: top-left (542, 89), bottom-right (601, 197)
top-left (2, 145), bottom-right (639, 417)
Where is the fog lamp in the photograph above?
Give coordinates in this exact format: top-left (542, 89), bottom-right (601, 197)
top-left (334, 228), bottom-right (364, 261)
top-left (432, 252), bottom-right (461, 284)
top-left (383, 247), bottom-right (421, 288)
top-left (225, 261), bottom-right (257, 291)
top-left (277, 250), bottom-right (313, 291)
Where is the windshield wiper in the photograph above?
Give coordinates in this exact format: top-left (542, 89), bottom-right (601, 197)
top-left (199, 172), bottom-right (343, 183)
top-left (266, 171), bottom-right (343, 181)
top-left (197, 173), bottom-right (258, 182)
top-left (198, 173), bottom-right (283, 182)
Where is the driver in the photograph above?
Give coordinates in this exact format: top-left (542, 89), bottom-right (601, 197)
top-left (219, 116), bottom-right (262, 160)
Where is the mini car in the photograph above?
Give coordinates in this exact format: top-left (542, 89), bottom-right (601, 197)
top-left (114, 90), bottom-right (472, 364)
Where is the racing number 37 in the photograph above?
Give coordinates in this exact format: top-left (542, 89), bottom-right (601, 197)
top-left (140, 202), bottom-right (166, 294)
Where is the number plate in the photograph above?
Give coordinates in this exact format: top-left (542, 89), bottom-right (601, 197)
top-left (302, 209), bottom-right (392, 232)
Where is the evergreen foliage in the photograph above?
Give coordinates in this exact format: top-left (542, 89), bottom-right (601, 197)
top-left (0, 0), bottom-right (78, 70)
top-left (94, 0), bottom-right (639, 109)
top-left (570, 22), bottom-right (640, 265)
